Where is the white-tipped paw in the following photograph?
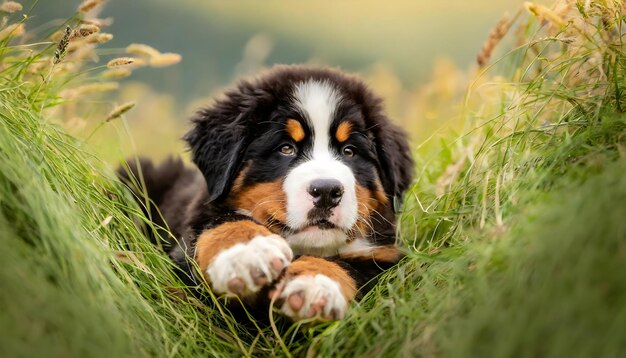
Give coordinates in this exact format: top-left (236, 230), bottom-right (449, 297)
top-left (207, 234), bottom-right (293, 297)
top-left (276, 274), bottom-right (348, 321)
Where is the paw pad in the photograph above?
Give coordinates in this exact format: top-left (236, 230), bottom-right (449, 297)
top-left (275, 274), bottom-right (347, 321)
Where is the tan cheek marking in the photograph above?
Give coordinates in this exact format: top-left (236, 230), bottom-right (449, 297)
top-left (285, 256), bottom-right (357, 300)
top-left (339, 245), bottom-right (401, 263)
top-left (355, 182), bottom-right (388, 235)
top-left (229, 180), bottom-right (287, 233)
top-left (373, 179), bottom-right (389, 206)
top-left (195, 221), bottom-right (272, 275)
top-left (335, 121), bottom-right (353, 142)
top-left (286, 119), bottom-right (305, 142)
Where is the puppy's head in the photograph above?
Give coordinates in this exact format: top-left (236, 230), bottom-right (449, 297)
top-left (185, 66), bottom-right (413, 256)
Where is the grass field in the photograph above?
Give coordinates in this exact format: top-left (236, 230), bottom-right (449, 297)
top-left (1, 1), bottom-right (625, 357)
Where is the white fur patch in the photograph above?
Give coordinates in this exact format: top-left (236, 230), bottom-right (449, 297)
top-left (286, 228), bottom-right (349, 257)
top-left (284, 80), bottom-right (358, 256)
top-left (338, 237), bottom-right (376, 256)
top-left (279, 274), bottom-right (348, 320)
top-left (206, 235), bottom-right (293, 295)
top-left (292, 80), bottom-right (341, 158)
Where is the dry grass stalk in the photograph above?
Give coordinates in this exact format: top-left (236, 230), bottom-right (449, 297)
top-left (105, 102), bottom-right (135, 122)
top-left (126, 57), bottom-right (147, 69)
top-left (100, 215), bottom-right (113, 227)
top-left (0, 1), bottom-right (22, 13)
top-left (436, 155), bottom-right (468, 196)
top-left (436, 136), bottom-right (480, 196)
top-left (78, 0), bottom-right (104, 13)
top-left (0, 23), bottom-right (24, 39)
top-left (53, 26), bottom-right (72, 64)
top-left (71, 24), bottom-right (100, 39)
top-left (106, 57), bottom-right (135, 68)
top-left (101, 68), bottom-right (131, 79)
top-left (149, 53), bottom-right (182, 67)
top-left (126, 43), bottom-right (160, 57)
top-left (81, 17), bottom-right (114, 28)
top-left (477, 12), bottom-right (515, 67)
top-left (524, 2), bottom-right (567, 27)
top-left (87, 32), bottom-right (113, 44)
top-left (113, 251), bottom-right (150, 274)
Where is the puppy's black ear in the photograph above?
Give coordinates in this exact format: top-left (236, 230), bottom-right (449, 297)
top-left (374, 120), bottom-right (414, 209)
top-left (184, 85), bottom-right (266, 203)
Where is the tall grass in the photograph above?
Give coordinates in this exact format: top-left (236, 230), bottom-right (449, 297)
top-left (308, 1), bottom-right (626, 356)
top-left (0, 3), bottom-right (238, 356)
top-left (1, 1), bottom-right (625, 357)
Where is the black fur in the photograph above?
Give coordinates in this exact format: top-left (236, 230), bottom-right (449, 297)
top-left (117, 157), bottom-right (200, 250)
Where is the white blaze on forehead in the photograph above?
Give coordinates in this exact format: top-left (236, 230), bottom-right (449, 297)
top-left (292, 80), bottom-right (341, 157)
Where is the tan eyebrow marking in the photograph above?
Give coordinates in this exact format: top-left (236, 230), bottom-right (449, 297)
top-left (335, 121), bottom-right (353, 142)
top-left (285, 119), bottom-right (305, 142)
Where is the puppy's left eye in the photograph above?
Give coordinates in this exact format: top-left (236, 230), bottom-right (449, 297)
top-left (279, 144), bottom-right (296, 156)
top-left (342, 145), bottom-right (356, 157)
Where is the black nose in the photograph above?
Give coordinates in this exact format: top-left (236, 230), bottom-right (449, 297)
top-left (308, 179), bottom-right (343, 209)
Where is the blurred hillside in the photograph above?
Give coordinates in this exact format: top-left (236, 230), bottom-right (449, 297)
top-left (31, 0), bottom-right (532, 98)
top-left (24, 0), bottom-right (545, 161)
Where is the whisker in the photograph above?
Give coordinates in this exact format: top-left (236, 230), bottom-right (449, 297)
top-left (247, 198), bottom-right (286, 213)
top-left (369, 207), bottom-right (395, 226)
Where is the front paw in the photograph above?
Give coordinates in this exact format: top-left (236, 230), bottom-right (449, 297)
top-left (275, 274), bottom-right (348, 321)
top-left (206, 234), bottom-right (293, 297)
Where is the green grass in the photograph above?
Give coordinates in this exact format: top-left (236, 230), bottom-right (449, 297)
top-left (1, 1), bottom-right (625, 357)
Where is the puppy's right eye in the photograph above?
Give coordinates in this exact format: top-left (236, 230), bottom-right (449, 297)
top-left (279, 144), bottom-right (296, 156)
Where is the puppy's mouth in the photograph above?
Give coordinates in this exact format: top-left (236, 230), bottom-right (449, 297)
top-left (285, 219), bottom-right (340, 234)
top-left (307, 218), bottom-right (337, 230)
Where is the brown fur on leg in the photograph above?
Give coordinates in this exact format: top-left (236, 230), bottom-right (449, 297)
top-left (339, 245), bottom-right (401, 263)
top-left (195, 221), bottom-right (272, 276)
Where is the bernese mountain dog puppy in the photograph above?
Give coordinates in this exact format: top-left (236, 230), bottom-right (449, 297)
top-left (119, 65), bottom-right (414, 321)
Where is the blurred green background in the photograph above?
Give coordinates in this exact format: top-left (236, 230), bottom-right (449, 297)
top-left (33, 1), bottom-right (528, 96)
top-left (27, 0), bottom-right (538, 160)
